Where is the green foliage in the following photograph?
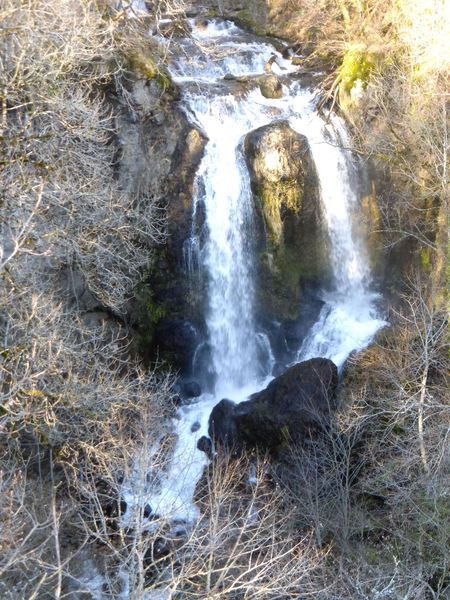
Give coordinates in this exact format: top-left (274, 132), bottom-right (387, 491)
top-left (340, 43), bottom-right (377, 92)
top-left (132, 282), bottom-right (167, 355)
top-left (147, 296), bottom-right (167, 325)
top-left (126, 50), bottom-right (173, 90)
top-left (420, 247), bottom-right (432, 271)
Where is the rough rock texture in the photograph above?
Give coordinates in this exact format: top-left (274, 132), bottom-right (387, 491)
top-left (244, 120), bottom-right (330, 321)
top-left (185, 1), bottom-right (270, 35)
top-left (116, 66), bottom-right (208, 368)
top-left (153, 320), bottom-right (201, 373)
top-left (259, 74), bottom-right (283, 99)
top-left (209, 358), bottom-right (339, 451)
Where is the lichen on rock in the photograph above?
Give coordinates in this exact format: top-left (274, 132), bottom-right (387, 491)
top-left (244, 120), bottom-right (330, 320)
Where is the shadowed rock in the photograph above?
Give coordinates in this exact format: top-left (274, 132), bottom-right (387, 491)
top-left (209, 358), bottom-right (338, 452)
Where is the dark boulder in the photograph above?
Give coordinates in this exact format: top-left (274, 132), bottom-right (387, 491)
top-left (281, 288), bottom-right (325, 351)
top-left (191, 421), bottom-right (201, 432)
top-left (208, 399), bottom-right (239, 449)
top-left (182, 379), bottom-right (202, 398)
top-left (173, 378), bottom-right (202, 405)
top-left (197, 435), bottom-right (213, 459)
top-left (209, 358), bottom-right (338, 452)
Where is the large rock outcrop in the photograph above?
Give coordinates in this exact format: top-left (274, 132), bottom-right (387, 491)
top-left (117, 63), bottom-right (208, 370)
top-left (244, 121), bottom-right (330, 322)
top-left (209, 357), bottom-right (339, 452)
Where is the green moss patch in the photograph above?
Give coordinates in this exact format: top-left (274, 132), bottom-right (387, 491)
top-left (340, 43), bottom-right (377, 93)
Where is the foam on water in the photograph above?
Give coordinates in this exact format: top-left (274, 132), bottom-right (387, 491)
top-left (121, 18), bottom-right (386, 525)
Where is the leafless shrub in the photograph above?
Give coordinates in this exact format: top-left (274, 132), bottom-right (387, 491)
top-left (332, 274), bottom-right (449, 599)
top-left (68, 450), bottom-right (327, 599)
top-left (0, 0), bottom-right (182, 596)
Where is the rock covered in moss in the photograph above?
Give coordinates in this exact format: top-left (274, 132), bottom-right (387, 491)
top-left (259, 74), bottom-right (283, 98)
top-left (244, 120), bottom-right (330, 321)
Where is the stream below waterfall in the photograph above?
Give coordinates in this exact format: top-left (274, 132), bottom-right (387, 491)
top-left (123, 18), bottom-right (386, 526)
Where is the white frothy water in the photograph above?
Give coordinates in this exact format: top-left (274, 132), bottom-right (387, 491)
top-left (122, 18), bottom-right (385, 524)
top-left (187, 95), bottom-right (260, 395)
top-left (290, 112), bottom-right (387, 366)
top-left (184, 90), bottom-right (296, 396)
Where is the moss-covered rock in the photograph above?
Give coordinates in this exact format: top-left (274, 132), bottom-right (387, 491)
top-left (340, 44), bottom-right (377, 94)
top-left (244, 120), bottom-right (330, 321)
top-left (338, 44), bottom-right (380, 116)
top-left (358, 179), bottom-right (384, 276)
top-left (191, 0), bottom-right (269, 34)
top-left (125, 49), bottom-right (175, 94)
top-left (129, 121), bottom-right (207, 367)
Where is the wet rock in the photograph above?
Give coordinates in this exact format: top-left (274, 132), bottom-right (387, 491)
top-left (195, 18), bottom-right (210, 29)
top-left (117, 67), bottom-right (207, 360)
top-left (208, 399), bottom-right (238, 449)
top-left (272, 362), bottom-right (286, 377)
top-left (165, 125), bottom-right (208, 266)
top-left (191, 421), bottom-right (201, 432)
top-left (209, 358), bottom-right (338, 452)
top-left (182, 379), bottom-right (202, 398)
top-left (281, 288), bottom-right (325, 351)
top-left (173, 378), bottom-right (202, 404)
top-left (192, 342), bottom-right (217, 393)
top-left (291, 56), bottom-right (304, 66)
top-left (259, 74), bottom-right (283, 99)
top-left (197, 435), bottom-right (214, 459)
top-left (154, 319), bottom-right (200, 373)
top-left (143, 504), bottom-right (152, 519)
top-left (119, 498), bottom-right (127, 515)
top-left (157, 18), bottom-right (192, 38)
top-left (244, 120), bottom-right (330, 321)
top-left (171, 393), bottom-right (183, 407)
top-left (143, 537), bottom-right (174, 567)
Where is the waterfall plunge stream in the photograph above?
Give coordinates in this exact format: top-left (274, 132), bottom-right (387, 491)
top-left (123, 19), bottom-right (386, 524)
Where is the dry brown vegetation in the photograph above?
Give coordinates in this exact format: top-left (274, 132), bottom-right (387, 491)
top-left (266, 0), bottom-right (448, 277)
top-left (260, 2), bottom-right (449, 597)
top-left (1, 0), bottom-right (448, 598)
top-left (0, 0), bottom-right (176, 596)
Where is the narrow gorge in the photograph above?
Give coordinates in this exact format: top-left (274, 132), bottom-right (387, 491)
top-left (123, 17), bottom-right (386, 526)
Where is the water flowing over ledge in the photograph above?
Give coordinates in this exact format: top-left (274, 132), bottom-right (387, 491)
top-left (122, 17), bottom-right (386, 526)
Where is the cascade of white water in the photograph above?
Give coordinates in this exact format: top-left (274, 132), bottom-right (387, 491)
top-left (287, 108), bottom-right (387, 367)
top-left (186, 95), bottom-right (260, 394)
top-left (121, 18), bottom-right (385, 523)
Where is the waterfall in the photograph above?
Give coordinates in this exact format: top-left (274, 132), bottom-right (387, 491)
top-left (122, 18), bottom-right (385, 522)
top-left (186, 95), bottom-right (260, 395)
top-left (289, 111), bottom-right (386, 367)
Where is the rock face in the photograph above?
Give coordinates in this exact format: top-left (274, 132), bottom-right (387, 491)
top-left (117, 64), bottom-right (208, 370)
top-left (153, 320), bottom-right (200, 373)
top-left (209, 358), bottom-right (338, 451)
top-left (244, 121), bottom-right (330, 322)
